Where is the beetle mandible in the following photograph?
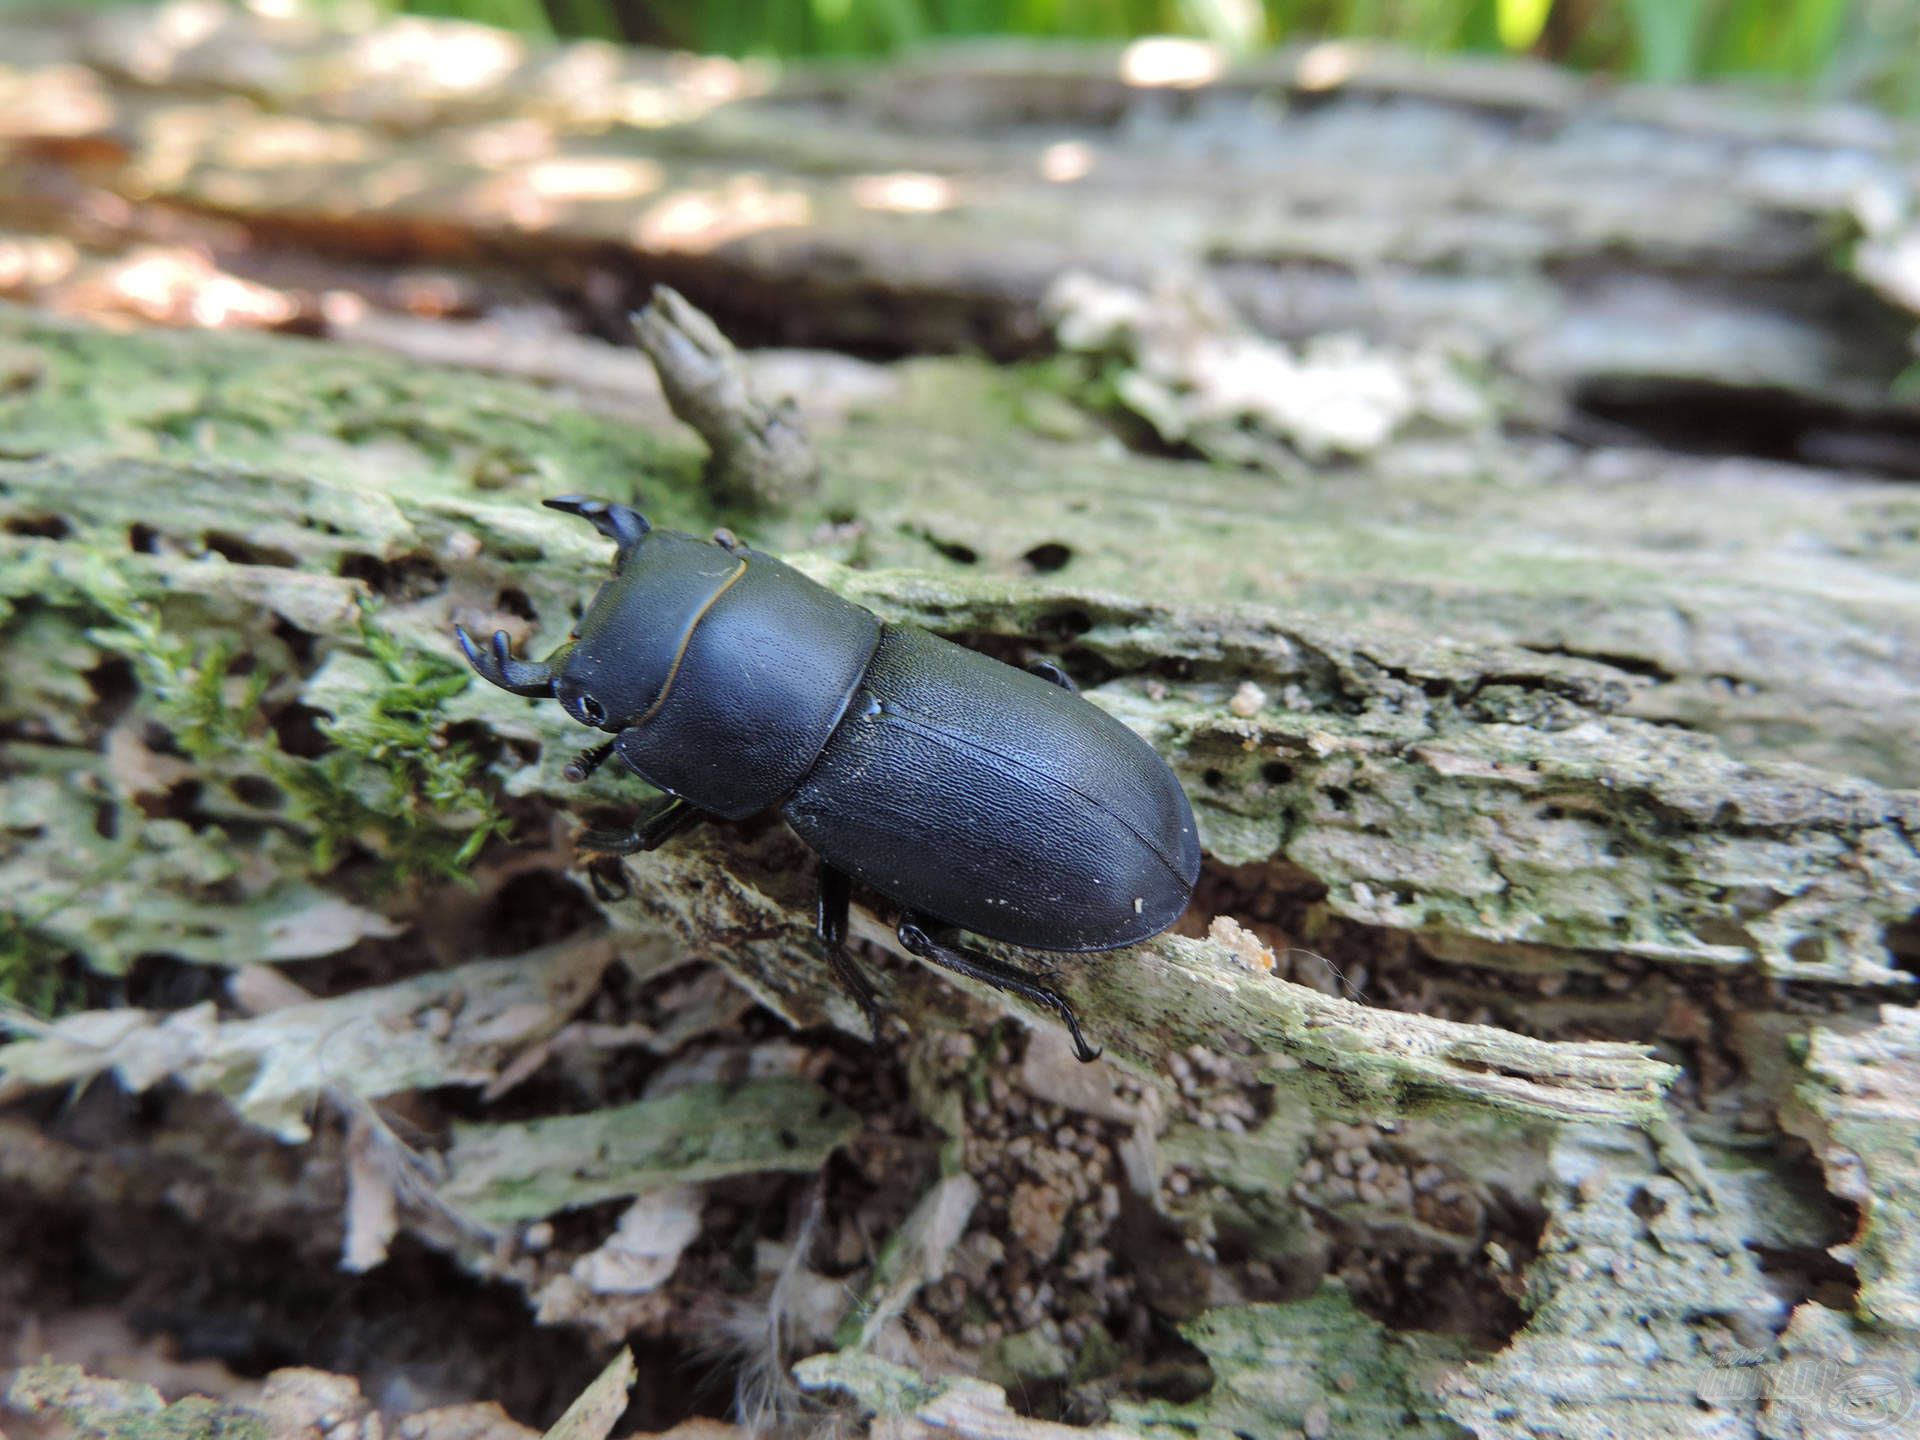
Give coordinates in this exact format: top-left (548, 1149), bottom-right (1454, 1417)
top-left (456, 496), bottom-right (1201, 1061)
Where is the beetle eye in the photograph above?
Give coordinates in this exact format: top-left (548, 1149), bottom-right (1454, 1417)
top-left (580, 695), bottom-right (606, 724)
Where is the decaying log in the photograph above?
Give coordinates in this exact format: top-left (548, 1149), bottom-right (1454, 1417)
top-left (1, 11), bottom-right (1918, 1439)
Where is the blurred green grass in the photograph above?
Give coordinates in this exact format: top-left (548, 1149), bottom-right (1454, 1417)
top-left (23, 0), bottom-right (1920, 108)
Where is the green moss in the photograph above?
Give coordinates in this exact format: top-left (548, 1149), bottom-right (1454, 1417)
top-left (83, 581), bottom-right (504, 889)
top-left (292, 602), bottom-right (508, 879)
top-left (0, 915), bottom-right (80, 1013)
top-left (85, 585), bottom-right (266, 765)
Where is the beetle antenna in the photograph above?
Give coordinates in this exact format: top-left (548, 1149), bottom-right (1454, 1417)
top-left (545, 494), bottom-right (650, 558)
top-left (454, 625), bottom-right (555, 697)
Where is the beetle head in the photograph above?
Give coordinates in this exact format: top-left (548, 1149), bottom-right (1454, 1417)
top-left (458, 496), bottom-right (743, 734)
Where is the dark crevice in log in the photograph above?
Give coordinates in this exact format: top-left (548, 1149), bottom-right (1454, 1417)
top-left (1568, 377), bottom-right (1920, 482)
top-left (0, 1112), bottom-right (631, 1430)
top-left (1514, 643), bottom-right (1677, 684)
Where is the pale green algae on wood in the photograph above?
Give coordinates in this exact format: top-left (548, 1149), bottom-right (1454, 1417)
top-left (1115, 1293), bottom-right (1476, 1439)
top-left (439, 1079), bottom-right (861, 1224)
top-left (0, 940), bottom-right (614, 1141)
top-left (5, 1364), bottom-right (269, 1440)
top-left (800, 1292), bottom-right (1476, 1440)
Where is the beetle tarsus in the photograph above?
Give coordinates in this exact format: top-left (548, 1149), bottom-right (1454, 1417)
top-left (579, 795), bottom-right (703, 856)
top-left (897, 919), bottom-right (1102, 1063)
top-left (1027, 658), bottom-right (1078, 693)
top-left (564, 739), bottom-right (617, 784)
top-left (816, 865), bottom-right (886, 1044)
top-left (828, 945), bottom-right (887, 1045)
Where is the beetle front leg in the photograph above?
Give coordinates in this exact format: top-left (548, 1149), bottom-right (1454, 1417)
top-left (897, 917), bottom-right (1101, 1063)
top-left (816, 864), bottom-right (886, 1045)
top-left (579, 795), bottom-right (705, 856)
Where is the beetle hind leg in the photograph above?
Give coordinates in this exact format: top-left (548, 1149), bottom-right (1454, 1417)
top-left (897, 918), bottom-right (1101, 1063)
top-left (817, 865), bottom-right (887, 1045)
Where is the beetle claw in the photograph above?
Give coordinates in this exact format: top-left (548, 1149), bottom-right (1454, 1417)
top-left (576, 796), bottom-right (704, 857)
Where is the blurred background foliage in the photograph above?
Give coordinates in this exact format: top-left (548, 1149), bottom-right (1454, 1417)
top-left (273, 0), bottom-right (1918, 109)
top-left (6, 0), bottom-right (1916, 107)
top-left (6, 0), bottom-right (1915, 103)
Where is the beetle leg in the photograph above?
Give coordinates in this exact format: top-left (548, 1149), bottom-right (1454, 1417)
top-left (579, 795), bottom-right (704, 856)
top-left (1026, 658), bottom-right (1078, 694)
top-left (544, 495), bottom-right (651, 561)
top-left (454, 626), bottom-right (556, 698)
top-left (563, 739), bottom-right (617, 783)
top-left (816, 865), bottom-right (885, 1044)
top-left (897, 918), bottom-right (1102, 1063)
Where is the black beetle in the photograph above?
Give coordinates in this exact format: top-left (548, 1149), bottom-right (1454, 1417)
top-left (456, 496), bottom-right (1201, 1061)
